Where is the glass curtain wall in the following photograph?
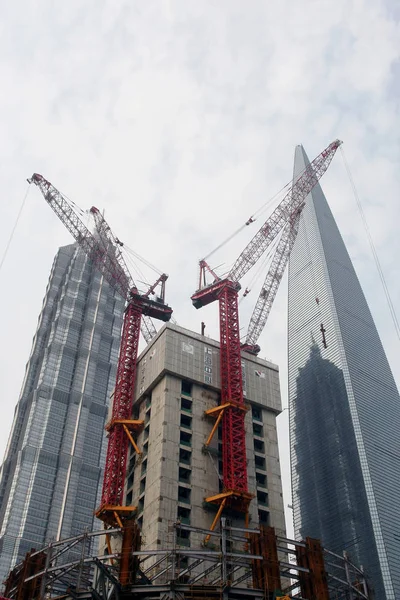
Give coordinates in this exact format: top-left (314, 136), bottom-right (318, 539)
top-left (0, 244), bottom-right (124, 585)
top-left (288, 146), bottom-right (400, 600)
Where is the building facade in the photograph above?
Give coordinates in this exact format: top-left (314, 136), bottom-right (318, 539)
top-left (288, 145), bottom-right (400, 599)
top-left (0, 244), bottom-right (125, 584)
top-left (124, 323), bottom-right (285, 572)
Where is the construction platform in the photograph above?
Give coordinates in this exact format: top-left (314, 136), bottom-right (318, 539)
top-left (4, 520), bottom-right (371, 600)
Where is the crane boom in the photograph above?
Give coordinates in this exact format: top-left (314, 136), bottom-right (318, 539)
top-left (29, 174), bottom-right (131, 298)
top-left (191, 139), bottom-right (342, 529)
top-left (228, 139), bottom-right (342, 283)
top-left (242, 211), bottom-right (301, 354)
top-left (89, 206), bottom-right (157, 342)
top-left (28, 174), bottom-right (158, 343)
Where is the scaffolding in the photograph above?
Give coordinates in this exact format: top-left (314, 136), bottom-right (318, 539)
top-left (4, 519), bottom-right (372, 600)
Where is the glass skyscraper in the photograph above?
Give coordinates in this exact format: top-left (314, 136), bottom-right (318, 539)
top-left (0, 244), bottom-right (124, 584)
top-left (288, 146), bottom-right (400, 599)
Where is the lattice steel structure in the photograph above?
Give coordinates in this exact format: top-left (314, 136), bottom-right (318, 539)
top-left (4, 521), bottom-right (371, 600)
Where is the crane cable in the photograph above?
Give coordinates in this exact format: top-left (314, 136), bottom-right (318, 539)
top-left (123, 249), bottom-right (149, 290)
top-left (202, 159), bottom-right (315, 265)
top-left (238, 234), bottom-right (281, 306)
top-left (123, 244), bottom-right (162, 276)
top-left (203, 180), bottom-right (293, 263)
top-left (0, 185), bottom-right (30, 273)
top-left (340, 146), bottom-right (400, 341)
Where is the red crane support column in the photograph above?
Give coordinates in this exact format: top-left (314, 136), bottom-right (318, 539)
top-left (219, 283), bottom-right (248, 493)
top-left (203, 282), bottom-right (253, 531)
top-left (97, 300), bottom-right (143, 525)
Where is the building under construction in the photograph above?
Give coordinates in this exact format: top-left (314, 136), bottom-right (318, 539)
top-left (4, 326), bottom-right (372, 600)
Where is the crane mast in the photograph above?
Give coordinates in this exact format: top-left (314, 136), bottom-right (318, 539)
top-left (28, 174), bottom-right (172, 528)
top-left (191, 140), bottom-right (342, 527)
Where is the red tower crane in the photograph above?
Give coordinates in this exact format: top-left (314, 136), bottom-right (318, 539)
top-left (191, 139), bottom-right (342, 530)
top-left (28, 174), bottom-right (172, 527)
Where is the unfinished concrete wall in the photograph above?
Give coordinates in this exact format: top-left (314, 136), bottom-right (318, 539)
top-left (126, 323), bottom-right (286, 557)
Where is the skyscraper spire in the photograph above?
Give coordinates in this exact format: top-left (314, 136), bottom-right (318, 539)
top-left (288, 145), bottom-right (400, 600)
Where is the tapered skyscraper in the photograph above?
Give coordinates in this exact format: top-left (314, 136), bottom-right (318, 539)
top-left (0, 244), bottom-right (124, 584)
top-left (288, 145), bottom-right (400, 600)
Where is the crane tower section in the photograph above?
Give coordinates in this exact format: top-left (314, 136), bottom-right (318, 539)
top-left (28, 174), bottom-right (172, 528)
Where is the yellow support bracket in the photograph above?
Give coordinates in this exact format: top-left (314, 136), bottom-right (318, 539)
top-left (204, 410), bottom-right (224, 447)
top-left (106, 419), bottom-right (144, 431)
top-left (205, 403), bottom-right (232, 417)
top-left (123, 424), bottom-right (142, 456)
top-left (95, 504), bottom-right (137, 527)
top-left (205, 402), bottom-right (248, 417)
top-left (204, 403), bottom-right (248, 448)
top-left (204, 498), bottom-right (227, 545)
top-left (113, 510), bottom-right (123, 528)
top-left (105, 532), bottom-right (113, 556)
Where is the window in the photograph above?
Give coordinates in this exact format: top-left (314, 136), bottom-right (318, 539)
top-left (181, 380), bottom-right (192, 397)
top-left (254, 439), bottom-right (265, 453)
top-left (259, 509), bottom-right (269, 525)
top-left (140, 478), bottom-right (146, 495)
top-left (145, 409), bottom-right (151, 425)
top-left (257, 490), bottom-right (268, 506)
top-left (180, 414), bottom-right (192, 429)
top-left (144, 425), bottom-right (150, 440)
top-left (256, 472), bottom-right (267, 487)
top-left (253, 423), bottom-right (263, 436)
top-left (178, 486), bottom-right (191, 504)
top-left (252, 407), bottom-right (262, 421)
top-left (179, 448), bottom-right (191, 465)
top-left (176, 528), bottom-right (190, 547)
top-left (141, 459), bottom-right (147, 476)
top-left (180, 431), bottom-right (192, 447)
top-left (255, 455), bottom-right (266, 470)
top-left (181, 398), bottom-right (192, 413)
top-left (138, 497), bottom-right (145, 513)
top-left (127, 472), bottom-right (134, 488)
top-left (179, 467), bottom-right (191, 484)
top-left (177, 505), bottom-right (191, 524)
top-left (126, 490), bottom-right (133, 505)
top-left (129, 448), bottom-right (136, 471)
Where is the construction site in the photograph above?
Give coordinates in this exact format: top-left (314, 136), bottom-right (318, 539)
top-left (0, 140), bottom-right (374, 599)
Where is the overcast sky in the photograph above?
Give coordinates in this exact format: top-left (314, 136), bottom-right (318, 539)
top-left (0, 0), bottom-right (399, 538)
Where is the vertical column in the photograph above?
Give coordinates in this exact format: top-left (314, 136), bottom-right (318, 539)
top-left (100, 300), bottom-right (142, 508)
top-left (296, 537), bottom-right (329, 600)
top-left (218, 283), bottom-right (248, 493)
